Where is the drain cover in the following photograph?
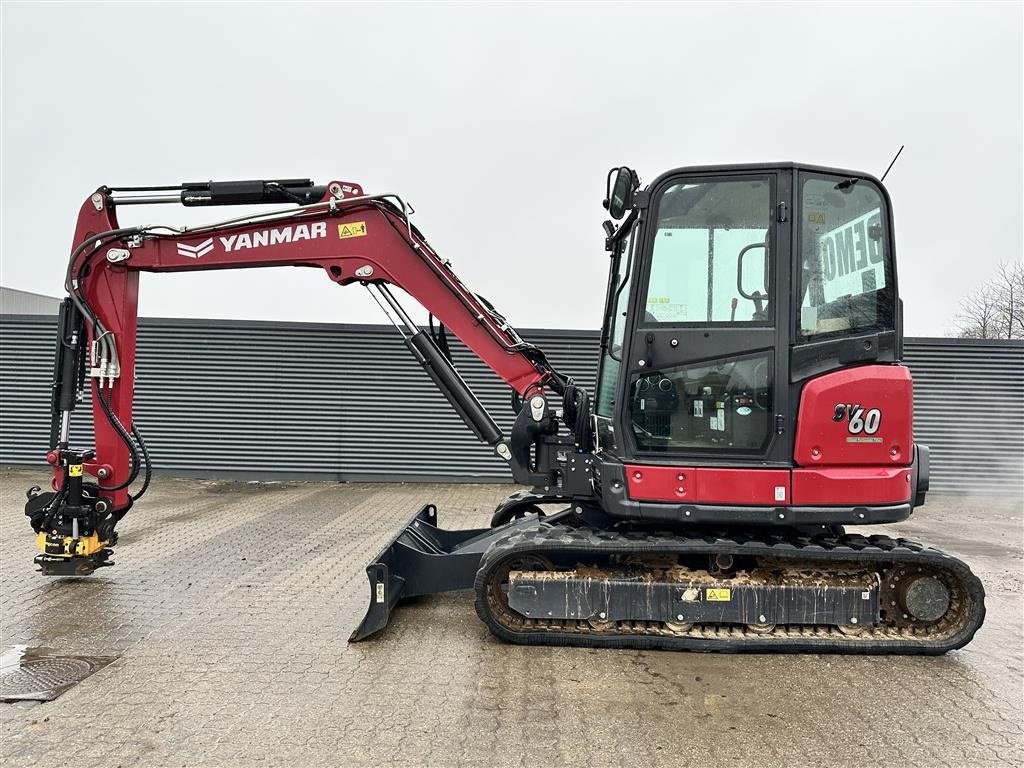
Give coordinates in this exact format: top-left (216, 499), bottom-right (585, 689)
top-left (1, 646), bottom-right (116, 702)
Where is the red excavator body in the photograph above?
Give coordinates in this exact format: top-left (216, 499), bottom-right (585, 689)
top-left (25, 166), bottom-right (984, 654)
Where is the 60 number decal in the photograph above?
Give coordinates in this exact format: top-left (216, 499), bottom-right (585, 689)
top-left (833, 403), bottom-right (882, 435)
top-left (849, 407), bottom-right (881, 435)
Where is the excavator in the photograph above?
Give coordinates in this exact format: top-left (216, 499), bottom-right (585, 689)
top-left (24, 164), bottom-right (986, 653)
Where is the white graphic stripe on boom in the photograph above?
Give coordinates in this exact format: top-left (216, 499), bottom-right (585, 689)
top-left (176, 238), bottom-right (215, 259)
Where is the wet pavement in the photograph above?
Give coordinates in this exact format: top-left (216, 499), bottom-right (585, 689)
top-left (1, 468), bottom-right (1021, 767)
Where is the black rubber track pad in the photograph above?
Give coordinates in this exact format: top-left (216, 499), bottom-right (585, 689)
top-left (473, 526), bottom-right (986, 655)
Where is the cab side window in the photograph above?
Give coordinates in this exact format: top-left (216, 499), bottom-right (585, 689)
top-left (799, 177), bottom-right (895, 338)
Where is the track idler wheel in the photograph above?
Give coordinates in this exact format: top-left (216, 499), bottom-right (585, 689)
top-left (882, 566), bottom-right (956, 626)
top-left (899, 575), bottom-right (951, 623)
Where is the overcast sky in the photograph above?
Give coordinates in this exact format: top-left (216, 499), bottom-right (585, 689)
top-left (2, 2), bottom-right (1021, 336)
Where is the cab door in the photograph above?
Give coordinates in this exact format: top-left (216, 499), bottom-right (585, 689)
top-left (618, 169), bottom-right (793, 465)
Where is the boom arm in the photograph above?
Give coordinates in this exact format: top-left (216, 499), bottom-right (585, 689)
top-left (30, 179), bottom-right (586, 573)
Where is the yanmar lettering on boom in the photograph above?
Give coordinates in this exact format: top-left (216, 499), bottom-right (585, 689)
top-left (219, 222), bottom-right (328, 252)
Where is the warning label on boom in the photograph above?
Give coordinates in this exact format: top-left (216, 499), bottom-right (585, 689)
top-left (338, 222), bottom-right (368, 239)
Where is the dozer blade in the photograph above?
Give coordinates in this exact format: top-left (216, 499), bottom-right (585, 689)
top-left (349, 504), bottom-right (535, 641)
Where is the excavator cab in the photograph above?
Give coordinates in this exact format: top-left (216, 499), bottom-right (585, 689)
top-left (596, 164), bottom-right (900, 472)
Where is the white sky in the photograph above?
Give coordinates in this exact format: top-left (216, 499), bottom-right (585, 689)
top-left (2, 1), bottom-right (1021, 336)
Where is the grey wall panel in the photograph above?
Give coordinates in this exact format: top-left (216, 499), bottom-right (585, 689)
top-left (1, 316), bottom-right (1021, 494)
top-left (902, 339), bottom-right (1023, 495)
top-left (0, 316), bottom-right (598, 482)
top-left (0, 287), bottom-right (61, 315)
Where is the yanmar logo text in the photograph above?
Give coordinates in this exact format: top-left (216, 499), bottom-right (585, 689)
top-left (175, 222), bottom-right (328, 258)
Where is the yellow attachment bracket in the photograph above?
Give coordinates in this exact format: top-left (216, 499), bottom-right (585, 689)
top-left (37, 532), bottom-right (108, 558)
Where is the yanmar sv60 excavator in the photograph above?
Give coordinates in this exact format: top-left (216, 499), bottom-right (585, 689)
top-left (25, 164), bottom-right (985, 653)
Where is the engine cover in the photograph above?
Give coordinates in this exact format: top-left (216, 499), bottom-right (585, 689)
top-left (793, 364), bottom-right (913, 467)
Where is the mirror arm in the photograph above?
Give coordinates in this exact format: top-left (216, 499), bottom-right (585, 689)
top-left (603, 167), bottom-right (619, 212)
top-left (605, 208), bottom-right (639, 252)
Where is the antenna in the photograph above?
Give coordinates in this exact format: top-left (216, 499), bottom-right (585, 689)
top-left (880, 145), bottom-right (905, 183)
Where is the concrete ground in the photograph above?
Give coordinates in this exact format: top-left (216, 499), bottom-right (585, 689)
top-left (0, 468), bottom-right (1021, 768)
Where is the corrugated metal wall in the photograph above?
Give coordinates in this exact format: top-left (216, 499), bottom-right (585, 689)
top-left (0, 316), bottom-right (598, 483)
top-left (2, 315), bottom-right (1021, 494)
top-left (902, 339), bottom-right (1023, 495)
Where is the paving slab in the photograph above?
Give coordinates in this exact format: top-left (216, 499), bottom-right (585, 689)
top-left (1, 469), bottom-right (1021, 767)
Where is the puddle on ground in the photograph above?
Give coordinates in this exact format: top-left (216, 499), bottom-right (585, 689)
top-left (0, 646), bottom-right (117, 702)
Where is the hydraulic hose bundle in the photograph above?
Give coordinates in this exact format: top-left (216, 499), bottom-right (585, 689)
top-left (60, 224), bottom-right (154, 512)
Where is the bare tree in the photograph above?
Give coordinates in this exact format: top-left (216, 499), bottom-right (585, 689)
top-left (954, 261), bottom-right (1024, 340)
top-left (994, 261), bottom-right (1024, 339)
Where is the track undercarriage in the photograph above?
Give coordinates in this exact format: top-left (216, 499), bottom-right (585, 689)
top-left (352, 504), bottom-right (985, 655)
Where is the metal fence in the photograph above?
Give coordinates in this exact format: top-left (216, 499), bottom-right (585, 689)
top-left (2, 315), bottom-right (1021, 494)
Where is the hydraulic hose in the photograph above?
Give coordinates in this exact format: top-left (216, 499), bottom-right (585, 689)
top-left (130, 422), bottom-right (152, 502)
top-left (95, 389), bottom-right (140, 491)
top-left (562, 383), bottom-right (593, 452)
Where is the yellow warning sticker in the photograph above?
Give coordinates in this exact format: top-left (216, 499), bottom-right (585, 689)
top-left (338, 222), bottom-right (367, 239)
top-left (807, 211), bottom-right (826, 225)
top-left (706, 588), bottom-right (731, 602)
top-left (68, 464), bottom-right (83, 477)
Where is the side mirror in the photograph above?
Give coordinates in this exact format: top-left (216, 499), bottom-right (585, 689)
top-left (604, 167), bottom-right (638, 221)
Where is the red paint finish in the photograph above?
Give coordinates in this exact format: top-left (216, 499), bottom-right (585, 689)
top-left (626, 463), bottom-right (913, 506)
top-left (626, 465), bottom-right (791, 505)
top-left (792, 467), bottom-right (912, 505)
top-left (793, 365), bottom-right (913, 467)
top-left (65, 195), bottom-right (139, 510)
top-left (55, 182), bottom-right (555, 512)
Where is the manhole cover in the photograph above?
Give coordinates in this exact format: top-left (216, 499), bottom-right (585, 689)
top-left (1, 646), bottom-right (117, 702)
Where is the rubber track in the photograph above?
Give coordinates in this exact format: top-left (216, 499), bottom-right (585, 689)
top-left (473, 525), bottom-right (986, 655)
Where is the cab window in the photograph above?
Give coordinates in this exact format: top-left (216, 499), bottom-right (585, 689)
top-left (630, 352), bottom-right (773, 453)
top-left (798, 176), bottom-right (895, 338)
top-left (595, 225), bottom-right (636, 418)
top-left (643, 178), bottom-right (772, 324)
